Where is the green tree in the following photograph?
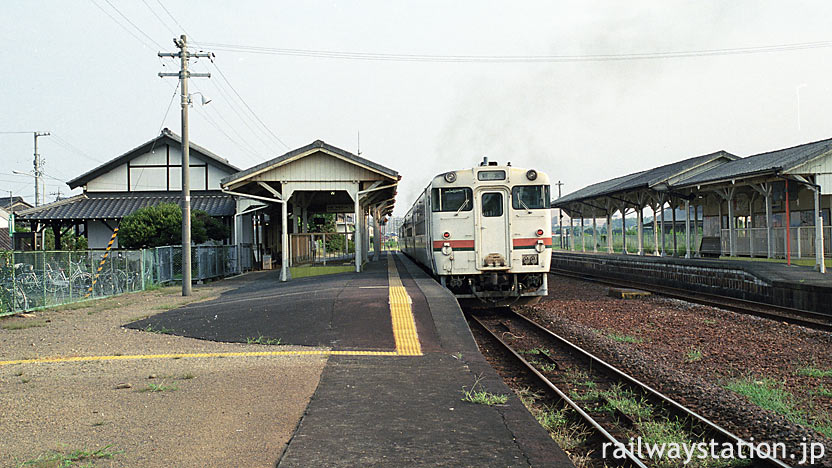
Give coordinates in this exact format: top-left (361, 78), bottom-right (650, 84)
top-left (194, 210), bottom-right (230, 242)
top-left (120, 203), bottom-right (212, 249)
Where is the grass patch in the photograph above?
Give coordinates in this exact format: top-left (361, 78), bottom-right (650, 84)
top-left (20, 444), bottom-right (121, 467)
top-left (814, 385), bottom-right (832, 398)
top-left (20, 378), bottom-right (30, 384)
top-left (246, 335), bottom-right (281, 345)
top-left (290, 265), bottom-right (354, 279)
top-left (703, 318), bottom-right (717, 325)
top-left (151, 304), bottom-right (177, 311)
top-left (600, 384), bottom-right (653, 420)
top-left (725, 377), bottom-right (832, 438)
top-left (2, 320), bottom-right (46, 330)
top-left (461, 378), bottom-right (508, 406)
top-left (138, 382), bottom-right (178, 393)
top-left (143, 324), bottom-right (175, 335)
top-left (686, 348), bottom-right (703, 362)
top-left (607, 331), bottom-right (643, 344)
top-left (639, 418), bottom-right (745, 468)
top-left (797, 365), bottom-right (832, 378)
top-left (181, 373), bottom-right (196, 380)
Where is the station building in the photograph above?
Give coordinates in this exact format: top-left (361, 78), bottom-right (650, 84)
top-left (14, 129), bottom-right (240, 251)
top-left (552, 138), bottom-right (831, 273)
top-left (14, 131), bottom-right (397, 282)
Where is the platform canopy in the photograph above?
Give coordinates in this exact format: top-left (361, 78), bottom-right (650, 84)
top-left (552, 138), bottom-right (831, 272)
top-left (221, 140), bottom-right (399, 281)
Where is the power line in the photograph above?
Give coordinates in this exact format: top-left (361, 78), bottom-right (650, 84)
top-left (0, 131), bottom-right (36, 134)
top-left (208, 61), bottom-right (290, 149)
top-left (100, 0), bottom-right (165, 50)
top-left (50, 133), bottom-right (104, 163)
top-left (199, 39), bottom-right (832, 63)
top-left (88, 0), bottom-right (158, 52)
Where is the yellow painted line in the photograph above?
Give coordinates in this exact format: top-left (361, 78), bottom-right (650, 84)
top-left (0, 349), bottom-right (399, 366)
top-left (387, 253), bottom-right (423, 356)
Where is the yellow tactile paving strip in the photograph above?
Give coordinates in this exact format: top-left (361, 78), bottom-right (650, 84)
top-left (0, 350), bottom-right (399, 366)
top-left (1, 254), bottom-right (424, 367)
top-left (388, 254), bottom-right (423, 356)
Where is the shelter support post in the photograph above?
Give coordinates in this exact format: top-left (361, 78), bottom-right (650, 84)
top-left (621, 207), bottom-right (628, 254)
top-left (354, 195), bottom-right (361, 272)
top-left (592, 216), bottom-right (597, 253)
top-left (765, 189), bottom-right (773, 258)
top-left (569, 216), bottom-right (574, 251)
top-left (660, 203), bottom-right (665, 256)
top-left (606, 211), bottom-right (613, 253)
top-left (373, 207), bottom-right (381, 261)
top-left (727, 190), bottom-right (736, 257)
top-left (280, 200), bottom-right (289, 282)
top-left (581, 215), bottom-right (585, 252)
top-left (685, 199), bottom-right (691, 259)
top-left (652, 205), bottom-right (659, 256)
top-left (785, 179), bottom-right (792, 266)
top-left (749, 194), bottom-right (756, 258)
top-left (637, 206), bottom-right (644, 256)
top-left (671, 200), bottom-right (677, 255)
top-left (815, 186), bottom-right (826, 273)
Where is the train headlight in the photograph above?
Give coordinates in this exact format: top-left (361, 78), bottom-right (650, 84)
top-left (536, 229), bottom-right (544, 237)
top-left (535, 239), bottom-right (545, 253)
top-left (444, 172), bottom-right (457, 183)
top-left (441, 242), bottom-right (452, 256)
top-left (526, 169), bottom-right (538, 181)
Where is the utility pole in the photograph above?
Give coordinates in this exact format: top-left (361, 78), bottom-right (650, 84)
top-left (33, 131), bottom-right (50, 207)
top-left (159, 35), bottom-right (211, 296)
top-left (555, 181), bottom-right (564, 248)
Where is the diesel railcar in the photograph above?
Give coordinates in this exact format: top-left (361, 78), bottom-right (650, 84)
top-left (400, 158), bottom-right (552, 304)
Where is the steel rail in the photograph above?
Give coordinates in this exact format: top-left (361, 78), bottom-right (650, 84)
top-left (548, 265), bottom-right (832, 333)
top-left (503, 310), bottom-right (792, 468)
top-left (467, 313), bottom-right (649, 468)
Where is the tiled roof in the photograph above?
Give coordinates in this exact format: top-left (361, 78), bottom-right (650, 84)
top-left (676, 137), bottom-right (832, 187)
top-left (14, 191), bottom-right (235, 221)
top-left (68, 129), bottom-right (240, 189)
top-left (221, 139), bottom-right (398, 185)
top-left (0, 196), bottom-right (33, 212)
top-left (552, 151), bottom-right (735, 207)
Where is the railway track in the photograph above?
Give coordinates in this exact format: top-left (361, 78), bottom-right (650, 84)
top-left (549, 266), bottom-right (832, 333)
top-left (468, 308), bottom-right (792, 468)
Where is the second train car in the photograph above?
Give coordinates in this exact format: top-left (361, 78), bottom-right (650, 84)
top-left (400, 158), bottom-right (552, 304)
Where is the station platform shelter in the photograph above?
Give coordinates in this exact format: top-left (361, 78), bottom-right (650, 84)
top-left (552, 138), bottom-right (832, 273)
top-left (221, 140), bottom-right (399, 281)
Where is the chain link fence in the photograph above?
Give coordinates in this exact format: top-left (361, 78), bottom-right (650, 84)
top-left (0, 245), bottom-right (240, 317)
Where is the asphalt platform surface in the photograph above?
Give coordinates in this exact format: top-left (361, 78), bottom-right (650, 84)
top-left (128, 253), bottom-right (572, 467)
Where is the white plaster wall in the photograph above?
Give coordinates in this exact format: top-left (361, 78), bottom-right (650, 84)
top-left (86, 164), bottom-right (127, 192)
top-left (87, 221), bottom-right (119, 249)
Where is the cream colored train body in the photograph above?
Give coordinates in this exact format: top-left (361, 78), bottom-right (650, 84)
top-left (400, 159), bottom-right (552, 304)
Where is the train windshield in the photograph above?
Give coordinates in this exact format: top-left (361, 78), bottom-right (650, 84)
top-left (431, 187), bottom-right (473, 212)
top-left (512, 185), bottom-right (550, 210)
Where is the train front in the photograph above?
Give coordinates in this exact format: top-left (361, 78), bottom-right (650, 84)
top-left (432, 160), bottom-right (552, 304)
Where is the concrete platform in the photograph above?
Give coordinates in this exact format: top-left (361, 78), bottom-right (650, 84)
top-left (552, 251), bottom-right (831, 313)
top-left (129, 252), bottom-right (572, 467)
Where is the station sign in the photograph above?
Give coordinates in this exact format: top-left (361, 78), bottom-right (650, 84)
top-left (326, 204), bottom-right (353, 213)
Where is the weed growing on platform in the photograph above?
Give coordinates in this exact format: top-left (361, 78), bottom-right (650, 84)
top-left (143, 324), bottom-right (174, 334)
top-left (246, 335), bottom-right (281, 345)
top-left (2, 320), bottom-right (46, 330)
top-left (20, 444), bottom-right (121, 467)
top-left (461, 377), bottom-right (508, 406)
top-left (139, 382), bottom-right (178, 393)
top-left (686, 348), bottom-right (703, 362)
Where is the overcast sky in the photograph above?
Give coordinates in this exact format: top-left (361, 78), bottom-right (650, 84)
top-left (3, 1), bottom-right (832, 216)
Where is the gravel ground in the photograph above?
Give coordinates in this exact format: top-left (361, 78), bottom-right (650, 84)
top-left (0, 278), bottom-right (327, 467)
top-left (517, 273), bottom-right (832, 465)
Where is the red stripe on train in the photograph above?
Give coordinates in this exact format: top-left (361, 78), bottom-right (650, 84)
top-left (432, 240), bottom-right (475, 249)
top-left (512, 237), bottom-right (553, 247)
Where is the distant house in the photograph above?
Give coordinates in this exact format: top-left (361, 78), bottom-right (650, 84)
top-left (15, 129), bottom-right (241, 250)
top-left (0, 196), bottom-right (34, 250)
